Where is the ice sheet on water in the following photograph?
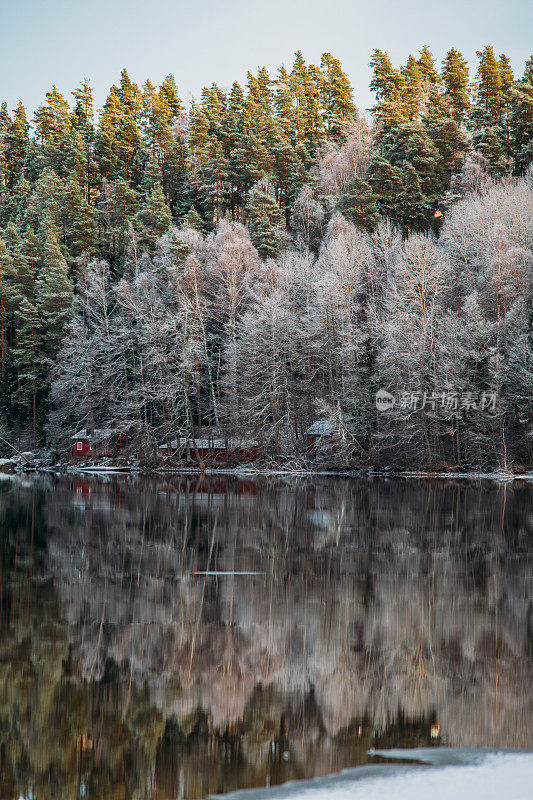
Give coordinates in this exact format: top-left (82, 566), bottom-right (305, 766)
top-left (211, 750), bottom-right (533, 800)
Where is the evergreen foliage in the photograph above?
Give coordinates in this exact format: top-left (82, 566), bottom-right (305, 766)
top-left (0, 46), bottom-right (532, 461)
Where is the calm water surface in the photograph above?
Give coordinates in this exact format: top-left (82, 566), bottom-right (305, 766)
top-left (0, 474), bottom-right (532, 798)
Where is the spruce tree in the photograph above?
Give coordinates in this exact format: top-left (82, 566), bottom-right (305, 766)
top-left (134, 184), bottom-right (172, 254)
top-left (0, 236), bottom-right (13, 381)
top-left (338, 178), bottom-right (379, 231)
top-left (399, 163), bottom-right (430, 231)
top-left (70, 200), bottom-right (98, 257)
top-left (12, 297), bottom-right (40, 440)
top-left (366, 156), bottom-right (403, 221)
top-left (426, 119), bottom-right (468, 182)
top-left (36, 221), bottom-right (73, 361)
top-left (472, 126), bottom-right (507, 174)
top-left (382, 123), bottom-right (443, 203)
top-left (246, 180), bottom-right (285, 257)
top-left (182, 206), bottom-right (206, 233)
top-left (11, 296), bottom-right (40, 421)
top-left (510, 57), bottom-right (533, 173)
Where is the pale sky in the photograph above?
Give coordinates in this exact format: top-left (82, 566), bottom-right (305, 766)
top-left (0, 0), bottom-right (531, 119)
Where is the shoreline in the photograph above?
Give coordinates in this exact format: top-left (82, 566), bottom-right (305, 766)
top-left (2, 462), bottom-right (533, 482)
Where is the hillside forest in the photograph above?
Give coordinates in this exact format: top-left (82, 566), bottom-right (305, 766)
top-left (0, 46), bottom-right (532, 469)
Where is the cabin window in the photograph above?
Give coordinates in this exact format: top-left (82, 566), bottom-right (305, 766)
top-left (77, 441), bottom-right (83, 451)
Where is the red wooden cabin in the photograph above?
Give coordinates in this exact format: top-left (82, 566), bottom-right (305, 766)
top-left (72, 428), bottom-right (126, 459)
top-left (72, 430), bottom-right (93, 458)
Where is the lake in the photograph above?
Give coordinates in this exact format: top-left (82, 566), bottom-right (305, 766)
top-left (0, 474), bottom-right (532, 798)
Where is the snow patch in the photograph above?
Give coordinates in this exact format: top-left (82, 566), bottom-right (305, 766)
top-left (211, 750), bottom-right (533, 800)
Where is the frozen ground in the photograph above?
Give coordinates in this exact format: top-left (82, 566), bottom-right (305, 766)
top-left (213, 750), bottom-right (533, 800)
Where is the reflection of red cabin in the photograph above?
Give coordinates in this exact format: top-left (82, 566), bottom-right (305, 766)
top-left (73, 480), bottom-right (91, 497)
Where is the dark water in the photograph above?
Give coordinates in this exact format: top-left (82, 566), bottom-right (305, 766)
top-left (0, 473), bottom-right (532, 799)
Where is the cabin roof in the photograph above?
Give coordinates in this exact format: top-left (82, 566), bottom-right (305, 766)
top-left (158, 437), bottom-right (258, 451)
top-left (72, 428), bottom-right (115, 443)
top-left (306, 420), bottom-right (335, 436)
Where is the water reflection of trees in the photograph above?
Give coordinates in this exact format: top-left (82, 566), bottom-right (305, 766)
top-left (0, 476), bottom-right (532, 798)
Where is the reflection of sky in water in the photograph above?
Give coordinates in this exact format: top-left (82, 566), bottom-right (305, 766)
top-left (1, 475), bottom-right (532, 799)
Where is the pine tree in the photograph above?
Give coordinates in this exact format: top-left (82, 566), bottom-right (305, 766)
top-left (402, 56), bottom-right (423, 120)
top-left (442, 48), bottom-right (470, 125)
top-left (290, 51), bottom-right (311, 146)
top-left (369, 49), bottom-right (408, 131)
top-left (498, 54), bottom-right (514, 123)
top-left (272, 135), bottom-right (306, 221)
top-left (303, 63), bottom-right (325, 153)
top-left (4, 101), bottom-right (29, 187)
top-left (224, 81), bottom-right (245, 149)
top-left (72, 80), bottom-right (94, 128)
top-left (275, 65), bottom-right (296, 141)
top-left (159, 74), bottom-right (183, 119)
top-left (471, 46), bottom-right (503, 127)
top-left (71, 80), bottom-right (97, 201)
top-left (417, 46), bottom-right (442, 107)
top-left (94, 85), bottom-right (121, 180)
top-left (34, 85), bottom-right (71, 145)
top-left (498, 54), bottom-right (514, 160)
top-left (319, 52), bottom-right (356, 142)
top-left (116, 69), bottom-right (143, 185)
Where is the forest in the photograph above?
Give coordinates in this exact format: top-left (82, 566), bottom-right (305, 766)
top-left (0, 46), bottom-right (532, 469)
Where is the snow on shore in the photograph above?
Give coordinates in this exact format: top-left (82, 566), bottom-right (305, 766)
top-left (213, 750), bottom-right (533, 800)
